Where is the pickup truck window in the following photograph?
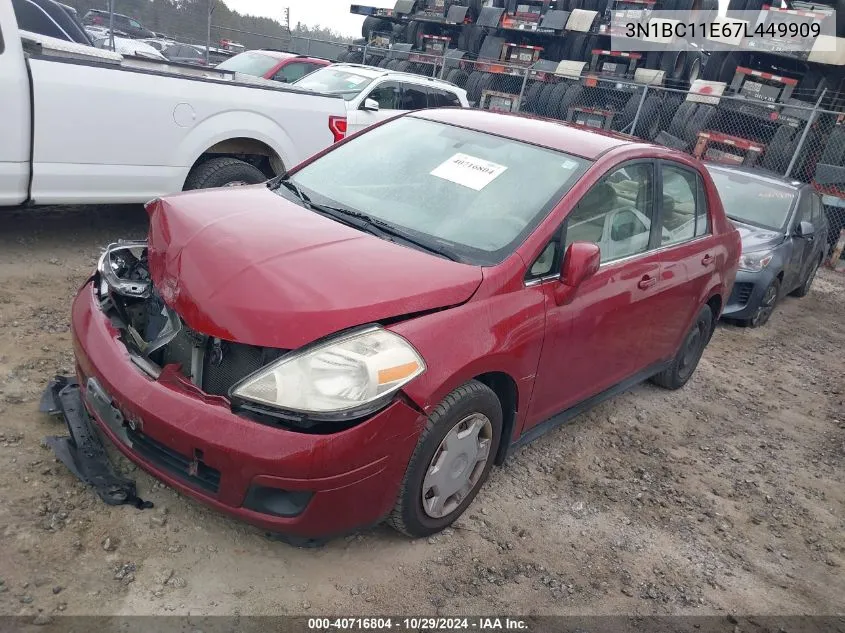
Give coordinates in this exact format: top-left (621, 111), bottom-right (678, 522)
top-left (294, 67), bottom-right (375, 101)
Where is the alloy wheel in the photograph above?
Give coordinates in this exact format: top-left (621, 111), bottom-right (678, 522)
top-left (421, 413), bottom-right (493, 519)
top-left (751, 282), bottom-right (778, 327)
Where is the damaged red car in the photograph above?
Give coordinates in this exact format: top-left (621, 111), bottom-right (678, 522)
top-left (68, 109), bottom-right (740, 541)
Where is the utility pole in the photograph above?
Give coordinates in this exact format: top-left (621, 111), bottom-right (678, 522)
top-left (282, 7), bottom-right (290, 30)
top-left (108, 0), bottom-right (114, 51)
top-left (206, 0), bottom-right (214, 66)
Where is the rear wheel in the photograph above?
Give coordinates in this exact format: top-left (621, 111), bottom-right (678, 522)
top-left (746, 278), bottom-right (780, 328)
top-left (650, 305), bottom-right (713, 390)
top-left (388, 381), bottom-right (502, 538)
top-left (183, 157), bottom-right (267, 191)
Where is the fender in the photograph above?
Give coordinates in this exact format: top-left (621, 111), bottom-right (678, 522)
top-left (171, 111), bottom-right (298, 191)
top-left (388, 284), bottom-right (548, 439)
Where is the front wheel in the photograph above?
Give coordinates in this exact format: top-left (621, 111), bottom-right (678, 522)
top-left (388, 381), bottom-right (502, 538)
top-left (746, 278), bottom-right (780, 328)
top-left (790, 258), bottom-right (821, 298)
top-left (650, 304), bottom-right (713, 390)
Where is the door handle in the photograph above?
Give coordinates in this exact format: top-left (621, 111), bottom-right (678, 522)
top-left (701, 254), bottom-right (715, 266)
top-left (638, 275), bottom-right (657, 290)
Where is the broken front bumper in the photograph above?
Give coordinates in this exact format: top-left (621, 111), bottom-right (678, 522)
top-left (69, 281), bottom-right (424, 539)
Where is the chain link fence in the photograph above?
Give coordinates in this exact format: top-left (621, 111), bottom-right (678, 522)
top-left (334, 43), bottom-right (845, 260)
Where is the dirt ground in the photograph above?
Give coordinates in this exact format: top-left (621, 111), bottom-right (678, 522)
top-left (0, 205), bottom-right (843, 620)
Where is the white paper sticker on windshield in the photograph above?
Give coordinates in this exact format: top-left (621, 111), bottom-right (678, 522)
top-left (561, 159), bottom-right (578, 170)
top-left (430, 153), bottom-right (507, 191)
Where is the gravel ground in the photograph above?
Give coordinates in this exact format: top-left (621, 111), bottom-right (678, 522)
top-left (0, 205), bottom-right (843, 619)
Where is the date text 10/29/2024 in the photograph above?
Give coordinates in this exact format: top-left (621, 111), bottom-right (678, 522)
top-left (307, 618), bottom-right (529, 631)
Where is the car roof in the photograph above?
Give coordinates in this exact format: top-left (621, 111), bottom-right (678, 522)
top-left (87, 9), bottom-right (131, 18)
top-left (249, 50), bottom-right (299, 60)
top-left (411, 109), bottom-right (636, 160)
top-left (331, 63), bottom-right (465, 90)
top-left (704, 162), bottom-right (805, 189)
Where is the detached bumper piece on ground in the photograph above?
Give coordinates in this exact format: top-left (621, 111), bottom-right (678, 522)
top-left (40, 376), bottom-right (153, 511)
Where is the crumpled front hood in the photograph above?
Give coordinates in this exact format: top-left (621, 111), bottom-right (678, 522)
top-left (146, 186), bottom-right (483, 350)
top-left (731, 220), bottom-right (784, 252)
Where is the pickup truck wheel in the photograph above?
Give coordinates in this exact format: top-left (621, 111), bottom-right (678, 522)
top-left (650, 305), bottom-right (713, 390)
top-left (388, 380), bottom-right (502, 538)
top-left (184, 157), bottom-right (267, 191)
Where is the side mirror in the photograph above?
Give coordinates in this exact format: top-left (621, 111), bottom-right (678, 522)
top-left (554, 242), bottom-right (601, 306)
top-left (362, 98), bottom-right (380, 112)
top-left (796, 220), bottom-right (815, 238)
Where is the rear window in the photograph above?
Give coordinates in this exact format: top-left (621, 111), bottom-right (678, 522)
top-left (707, 167), bottom-right (797, 231)
top-left (216, 51), bottom-right (284, 77)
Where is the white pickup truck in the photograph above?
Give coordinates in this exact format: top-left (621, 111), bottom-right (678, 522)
top-left (0, 0), bottom-right (348, 207)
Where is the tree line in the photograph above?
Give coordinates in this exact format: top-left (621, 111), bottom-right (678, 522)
top-left (60, 0), bottom-right (352, 49)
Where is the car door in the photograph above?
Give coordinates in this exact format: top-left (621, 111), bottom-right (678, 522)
top-left (651, 161), bottom-right (719, 365)
top-left (428, 87), bottom-right (463, 108)
top-left (526, 161), bottom-right (663, 425)
top-left (785, 192), bottom-right (814, 290)
top-left (347, 80), bottom-right (403, 134)
top-left (0, 13), bottom-right (31, 206)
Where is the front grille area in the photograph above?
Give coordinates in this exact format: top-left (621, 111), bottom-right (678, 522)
top-left (126, 427), bottom-right (221, 494)
top-left (730, 282), bottom-right (755, 307)
top-left (151, 320), bottom-right (287, 398)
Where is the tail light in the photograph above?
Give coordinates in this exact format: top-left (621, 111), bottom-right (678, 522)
top-left (329, 116), bottom-right (347, 143)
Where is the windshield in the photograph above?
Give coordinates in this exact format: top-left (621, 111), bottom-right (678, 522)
top-left (281, 117), bottom-right (590, 265)
top-left (293, 67), bottom-right (374, 100)
top-left (216, 51), bottom-right (282, 76)
top-left (707, 168), bottom-right (796, 231)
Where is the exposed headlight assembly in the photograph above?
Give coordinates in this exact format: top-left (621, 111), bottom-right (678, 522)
top-left (231, 326), bottom-right (426, 421)
top-left (738, 249), bottom-right (774, 272)
top-left (97, 241), bottom-right (151, 298)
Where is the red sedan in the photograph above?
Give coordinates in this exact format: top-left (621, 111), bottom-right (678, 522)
top-left (215, 49), bottom-right (329, 83)
top-left (70, 109), bottom-right (740, 541)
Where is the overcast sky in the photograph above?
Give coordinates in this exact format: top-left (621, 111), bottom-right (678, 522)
top-left (220, 0), bottom-right (731, 37)
top-left (221, 0), bottom-right (395, 37)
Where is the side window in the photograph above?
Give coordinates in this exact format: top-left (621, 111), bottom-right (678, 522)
top-left (810, 194), bottom-right (824, 225)
top-left (565, 163), bottom-right (655, 264)
top-left (274, 62), bottom-right (312, 83)
top-left (530, 242), bottom-right (557, 277)
top-left (364, 81), bottom-right (401, 109)
top-left (129, 19), bottom-right (141, 29)
top-left (661, 165), bottom-right (698, 246)
top-left (429, 88), bottom-right (462, 108)
top-left (400, 84), bottom-right (429, 110)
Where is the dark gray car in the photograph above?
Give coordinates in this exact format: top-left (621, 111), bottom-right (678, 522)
top-left (707, 165), bottom-right (829, 327)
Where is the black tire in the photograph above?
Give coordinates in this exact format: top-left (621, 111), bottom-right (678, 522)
top-left (362, 16), bottom-right (392, 39)
top-left (406, 22), bottom-right (421, 49)
top-left (538, 82), bottom-right (560, 117)
top-left (798, 71), bottom-right (828, 104)
top-left (791, 255), bottom-right (822, 298)
top-left (667, 100), bottom-right (696, 138)
top-left (761, 125), bottom-right (797, 173)
top-left (745, 278), bottom-right (781, 328)
top-left (337, 51), bottom-right (350, 63)
top-left (388, 380), bottom-right (503, 538)
top-left (386, 59), bottom-right (400, 70)
top-left (548, 82), bottom-right (573, 120)
top-left (446, 68), bottom-right (470, 88)
top-left (820, 127), bottom-right (845, 165)
top-left (370, 56), bottom-right (386, 67)
top-left (544, 39), bottom-right (566, 63)
top-left (614, 91), bottom-right (643, 132)
top-left (650, 305), bottom-right (713, 390)
top-left (524, 81), bottom-right (546, 113)
top-left (632, 94), bottom-right (663, 140)
top-left (556, 83), bottom-right (587, 120)
top-left (566, 33), bottom-right (589, 61)
top-left (396, 60), bottom-right (414, 72)
top-left (468, 0), bottom-right (484, 18)
top-left (683, 103), bottom-right (716, 143)
top-left (701, 51), bottom-right (735, 82)
top-left (683, 51), bottom-right (703, 88)
top-left (645, 50), bottom-right (662, 70)
top-left (477, 72), bottom-right (498, 100)
top-left (347, 51), bottom-right (364, 64)
top-left (468, 25), bottom-right (486, 54)
top-left (466, 70), bottom-right (484, 102)
top-left (183, 157), bottom-right (267, 191)
top-left (660, 50), bottom-right (688, 85)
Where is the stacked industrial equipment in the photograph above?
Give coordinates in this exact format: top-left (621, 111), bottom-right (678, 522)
top-left (342, 0), bottom-right (845, 256)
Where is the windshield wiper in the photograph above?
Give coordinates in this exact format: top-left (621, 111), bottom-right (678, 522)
top-left (309, 202), bottom-right (460, 262)
top-left (273, 178), bottom-right (311, 205)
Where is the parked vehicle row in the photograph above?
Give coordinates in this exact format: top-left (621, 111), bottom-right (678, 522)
top-left (0, 0), bottom-right (350, 206)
